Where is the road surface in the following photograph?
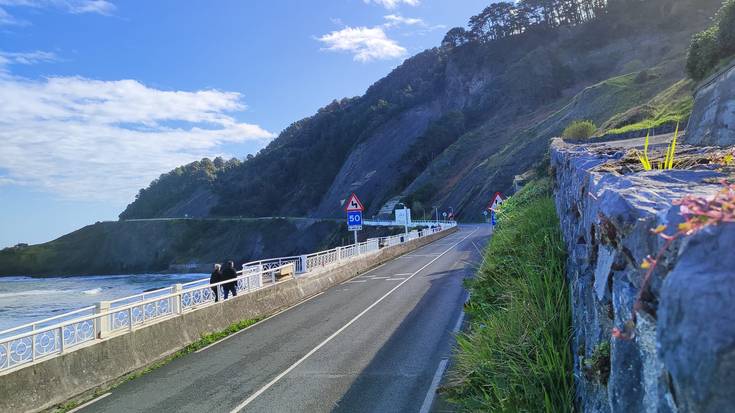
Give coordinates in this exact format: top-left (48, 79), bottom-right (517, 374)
top-left (76, 225), bottom-right (490, 413)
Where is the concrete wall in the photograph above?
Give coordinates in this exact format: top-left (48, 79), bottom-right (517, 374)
top-left (551, 138), bottom-right (735, 412)
top-left (0, 227), bottom-right (457, 413)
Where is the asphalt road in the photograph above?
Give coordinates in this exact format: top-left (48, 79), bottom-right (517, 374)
top-left (76, 225), bottom-right (490, 413)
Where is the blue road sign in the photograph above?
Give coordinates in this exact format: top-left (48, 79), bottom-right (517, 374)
top-left (491, 211), bottom-right (497, 226)
top-left (348, 211), bottom-right (363, 231)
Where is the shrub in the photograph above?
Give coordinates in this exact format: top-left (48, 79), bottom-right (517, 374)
top-left (718, 0), bottom-right (735, 55)
top-left (687, 26), bottom-right (721, 81)
top-left (562, 120), bottom-right (597, 139)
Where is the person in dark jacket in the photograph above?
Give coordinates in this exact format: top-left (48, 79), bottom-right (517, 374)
top-left (221, 261), bottom-right (238, 299)
top-left (210, 263), bottom-right (223, 302)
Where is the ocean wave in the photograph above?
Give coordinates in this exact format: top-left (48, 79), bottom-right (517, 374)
top-left (82, 288), bottom-right (103, 295)
top-left (0, 289), bottom-right (67, 298)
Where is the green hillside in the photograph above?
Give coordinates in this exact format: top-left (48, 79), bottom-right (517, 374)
top-left (121, 0), bottom-right (721, 222)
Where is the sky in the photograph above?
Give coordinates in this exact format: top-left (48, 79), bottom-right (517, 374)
top-left (0, 0), bottom-right (487, 248)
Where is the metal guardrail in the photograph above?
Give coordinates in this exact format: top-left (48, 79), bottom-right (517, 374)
top-left (0, 222), bottom-right (456, 374)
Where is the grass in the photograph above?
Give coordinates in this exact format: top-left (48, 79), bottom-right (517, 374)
top-left (445, 178), bottom-right (573, 412)
top-left (604, 79), bottom-right (693, 136)
top-left (54, 317), bottom-right (262, 413)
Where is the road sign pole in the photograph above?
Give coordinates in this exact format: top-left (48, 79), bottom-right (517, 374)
top-left (354, 230), bottom-right (358, 245)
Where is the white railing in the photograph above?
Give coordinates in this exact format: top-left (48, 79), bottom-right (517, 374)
top-left (0, 222), bottom-right (456, 374)
top-left (364, 219), bottom-right (454, 227)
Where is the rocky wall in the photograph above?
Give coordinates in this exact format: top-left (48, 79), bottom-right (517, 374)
top-left (550, 138), bottom-right (735, 413)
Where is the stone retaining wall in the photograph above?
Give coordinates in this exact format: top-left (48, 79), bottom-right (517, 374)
top-left (0, 226), bottom-right (457, 413)
top-left (551, 138), bottom-right (734, 413)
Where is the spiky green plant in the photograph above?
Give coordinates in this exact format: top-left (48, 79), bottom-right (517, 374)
top-left (638, 131), bottom-right (653, 170)
top-left (663, 122), bottom-right (679, 170)
top-left (636, 121), bottom-right (680, 171)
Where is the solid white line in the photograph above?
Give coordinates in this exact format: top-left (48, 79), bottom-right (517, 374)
top-left (229, 229), bottom-right (477, 413)
top-left (66, 393), bottom-right (112, 413)
top-left (195, 292), bottom-right (325, 354)
top-left (418, 359), bottom-right (449, 413)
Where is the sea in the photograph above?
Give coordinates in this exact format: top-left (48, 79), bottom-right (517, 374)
top-left (0, 273), bottom-right (207, 333)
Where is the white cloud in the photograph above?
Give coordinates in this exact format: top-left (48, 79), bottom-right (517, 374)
top-left (0, 67), bottom-right (274, 202)
top-left (0, 6), bottom-right (26, 25)
top-left (317, 26), bottom-right (406, 62)
top-left (0, 50), bottom-right (57, 67)
top-left (363, 0), bottom-right (420, 10)
top-left (383, 14), bottom-right (424, 28)
top-left (0, 0), bottom-right (114, 25)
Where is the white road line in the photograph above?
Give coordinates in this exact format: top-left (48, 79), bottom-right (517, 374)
top-left (338, 263), bottom-right (388, 285)
top-left (369, 276), bottom-right (389, 280)
top-left (346, 280), bottom-right (367, 283)
top-left (66, 393), bottom-right (111, 413)
top-left (418, 310), bottom-right (466, 413)
top-left (471, 240), bottom-right (484, 256)
top-left (229, 229), bottom-right (477, 413)
top-left (386, 278), bottom-right (407, 281)
top-left (453, 310), bottom-right (465, 333)
top-left (195, 292), bottom-right (325, 354)
top-left (393, 273), bottom-right (412, 276)
top-left (419, 359), bottom-right (449, 413)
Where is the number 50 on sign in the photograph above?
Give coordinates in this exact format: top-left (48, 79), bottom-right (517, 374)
top-left (347, 211), bottom-right (363, 231)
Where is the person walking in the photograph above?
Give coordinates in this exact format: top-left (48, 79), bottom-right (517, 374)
top-left (210, 263), bottom-right (223, 302)
top-left (222, 261), bottom-right (238, 299)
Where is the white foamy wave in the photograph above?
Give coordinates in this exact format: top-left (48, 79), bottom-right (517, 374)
top-left (81, 288), bottom-right (103, 296)
top-left (0, 289), bottom-right (67, 298)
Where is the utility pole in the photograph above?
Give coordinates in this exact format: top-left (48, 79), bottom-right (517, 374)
top-left (433, 206), bottom-right (439, 224)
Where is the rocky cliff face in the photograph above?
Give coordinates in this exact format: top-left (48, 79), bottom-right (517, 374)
top-left (685, 59), bottom-right (735, 147)
top-left (551, 138), bottom-right (735, 412)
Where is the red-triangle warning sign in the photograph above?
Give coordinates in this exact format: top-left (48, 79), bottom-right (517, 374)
top-left (344, 193), bottom-right (365, 212)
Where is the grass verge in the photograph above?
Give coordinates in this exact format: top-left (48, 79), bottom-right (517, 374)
top-left (444, 178), bottom-right (573, 412)
top-left (53, 317), bottom-right (262, 413)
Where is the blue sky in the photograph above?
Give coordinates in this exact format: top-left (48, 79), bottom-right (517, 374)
top-left (0, 0), bottom-right (487, 248)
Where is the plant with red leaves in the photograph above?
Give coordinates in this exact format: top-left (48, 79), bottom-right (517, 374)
top-left (613, 181), bottom-right (735, 340)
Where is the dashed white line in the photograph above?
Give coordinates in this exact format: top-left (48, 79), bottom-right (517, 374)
top-left (386, 278), bottom-right (407, 281)
top-left (228, 228), bottom-right (477, 413)
top-left (453, 310), bottom-right (465, 333)
top-left (419, 310), bottom-right (466, 413)
top-left (419, 359), bottom-right (449, 413)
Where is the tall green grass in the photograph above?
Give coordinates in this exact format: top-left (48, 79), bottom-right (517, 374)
top-left (446, 179), bottom-right (573, 412)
